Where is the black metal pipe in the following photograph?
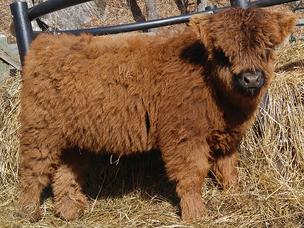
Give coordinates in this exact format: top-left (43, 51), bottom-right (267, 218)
top-left (230, 0), bottom-right (250, 8)
top-left (294, 6), bottom-right (304, 11)
top-left (33, 7), bottom-right (227, 37)
top-left (13, 0), bottom-right (302, 58)
top-left (10, 1), bottom-right (33, 64)
top-left (26, 0), bottom-right (300, 23)
top-left (31, 0), bottom-right (300, 37)
top-left (297, 19), bottom-right (304, 26)
top-left (25, 0), bottom-right (300, 23)
top-left (250, 0), bottom-right (298, 8)
top-left (28, 0), bottom-right (92, 21)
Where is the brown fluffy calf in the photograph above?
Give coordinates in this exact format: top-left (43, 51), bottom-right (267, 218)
top-left (18, 8), bottom-right (295, 222)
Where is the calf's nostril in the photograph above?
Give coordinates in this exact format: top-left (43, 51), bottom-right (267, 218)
top-left (244, 76), bottom-right (251, 84)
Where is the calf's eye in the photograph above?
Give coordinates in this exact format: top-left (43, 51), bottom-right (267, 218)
top-left (213, 49), bottom-right (232, 67)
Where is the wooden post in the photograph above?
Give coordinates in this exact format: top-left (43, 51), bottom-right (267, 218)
top-left (145, 0), bottom-right (159, 33)
top-left (198, 0), bottom-right (207, 11)
top-left (0, 34), bottom-right (9, 81)
top-left (0, 34), bottom-right (21, 82)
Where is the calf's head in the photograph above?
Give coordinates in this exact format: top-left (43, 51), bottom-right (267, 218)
top-left (189, 8), bottom-right (296, 102)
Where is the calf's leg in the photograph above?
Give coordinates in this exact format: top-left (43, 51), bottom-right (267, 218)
top-left (212, 151), bottom-right (238, 190)
top-left (17, 128), bottom-right (62, 221)
top-left (52, 150), bottom-right (89, 220)
top-left (161, 141), bottom-right (211, 222)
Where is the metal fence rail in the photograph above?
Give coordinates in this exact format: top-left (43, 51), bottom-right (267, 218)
top-left (32, 8), bottom-right (224, 37)
top-left (27, 0), bottom-right (91, 21)
top-left (10, 0), bottom-right (302, 64)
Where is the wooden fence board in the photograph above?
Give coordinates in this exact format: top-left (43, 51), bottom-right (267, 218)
top-left (0, 34), bottom-right (9, 81)
top-left (0, 34), bottom-right (21, 82)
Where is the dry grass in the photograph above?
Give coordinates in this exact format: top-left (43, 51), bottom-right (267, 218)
top-left (0, 42), bottom-right (303, 227)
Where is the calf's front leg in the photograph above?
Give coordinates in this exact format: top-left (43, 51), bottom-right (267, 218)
top-left (212, 150), bottom-right (239, 190)
top-left (161, 140), bottom-right (211, 222)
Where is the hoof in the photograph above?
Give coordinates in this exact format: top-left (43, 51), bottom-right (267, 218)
top-left (180, 195), bottom-right (206, 222)
top-left (55, 195), bottom-right (88, 221)
top-left (222, 175), bottom-right (239, 191)
top-left (16, 202), bottom-right (42, 222)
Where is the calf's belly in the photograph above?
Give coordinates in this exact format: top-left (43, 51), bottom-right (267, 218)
top-left (61, 104), bottom-right (154, 155)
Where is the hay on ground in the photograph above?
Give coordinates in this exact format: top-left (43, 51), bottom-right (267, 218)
top-left (0, 42), bottom-right (303, 227)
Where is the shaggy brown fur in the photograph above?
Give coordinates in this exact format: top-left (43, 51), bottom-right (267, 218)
top-left (18, 8), bottom-right (295, 222)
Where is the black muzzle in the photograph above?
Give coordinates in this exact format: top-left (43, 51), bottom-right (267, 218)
top-left (234, 70), bottom-right (265, 96)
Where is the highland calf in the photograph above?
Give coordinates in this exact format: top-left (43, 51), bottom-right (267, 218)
top-left (18, 8), bottom-right (295, 222)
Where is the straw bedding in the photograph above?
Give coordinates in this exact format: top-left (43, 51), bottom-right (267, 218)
top-left (0, 41), bottom-right (303, 227)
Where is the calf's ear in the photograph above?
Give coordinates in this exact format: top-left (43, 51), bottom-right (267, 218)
top-left (269, 11), bottom-right (297, 47)
top-left (189, 14), bottom-right (212, 49)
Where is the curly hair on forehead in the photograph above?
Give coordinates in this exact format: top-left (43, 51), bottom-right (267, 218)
top-left (17, 7), bottom-right (296, 222)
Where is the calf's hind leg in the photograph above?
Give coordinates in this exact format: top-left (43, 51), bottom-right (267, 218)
top-left (161, 141), bottom-right (211, 222)
top-left (18, 128), bottom-right (62, 221)
top-left (52, 149), bottom-right (89, 221)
